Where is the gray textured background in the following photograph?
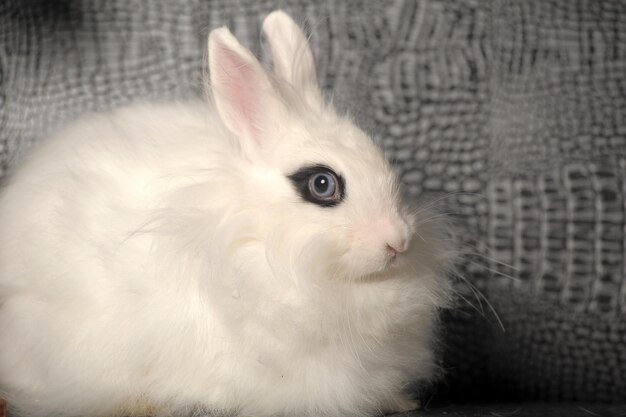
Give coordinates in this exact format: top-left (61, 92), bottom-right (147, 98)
top-left (1, 0), bottom-right (625, 404)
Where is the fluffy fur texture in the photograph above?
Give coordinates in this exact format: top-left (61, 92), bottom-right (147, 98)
top-left (0, 11), bottom-right (453, 417)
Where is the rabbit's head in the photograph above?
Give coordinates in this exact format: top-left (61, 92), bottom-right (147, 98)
top-left (208, 11), bottom-right (422, 283)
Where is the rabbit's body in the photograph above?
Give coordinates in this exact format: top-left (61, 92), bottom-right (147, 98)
top-left (0, 11), bottom-right (451, 417)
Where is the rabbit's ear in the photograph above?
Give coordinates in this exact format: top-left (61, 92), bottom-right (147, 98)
top-left (263, 11), bottom-right (318, 92)
top-left (209, 27), bottom-right (283, 155)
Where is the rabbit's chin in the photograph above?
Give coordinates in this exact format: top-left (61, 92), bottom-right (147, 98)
top-left (333, 234), bottom-right (411, 281)
top-left (296, 245), bottom-right (399, 283)
top-left (281, 231), bottom-right (396, 283)
top-left (337, 251), bottom-right (395, 281)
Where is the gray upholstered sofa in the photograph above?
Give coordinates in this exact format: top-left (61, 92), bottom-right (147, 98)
top-left (1, 1), bottom-right (625, 416)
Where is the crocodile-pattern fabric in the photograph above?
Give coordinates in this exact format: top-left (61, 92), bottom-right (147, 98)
top-left (1, 0), bottom-right (625, 403)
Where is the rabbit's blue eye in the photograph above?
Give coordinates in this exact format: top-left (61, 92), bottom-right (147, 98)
top-left (310, 172), bottom-right (336, 199)
top-left (287, 165), bottom-right (345, 207)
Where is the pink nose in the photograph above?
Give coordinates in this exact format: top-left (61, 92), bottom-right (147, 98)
top-left (386, 239), bottom-right (408, 257)
top-left (376, 215), bottom-right (410, 259)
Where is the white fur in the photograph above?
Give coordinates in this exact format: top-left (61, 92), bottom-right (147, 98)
top-left (0, 11), bottom-right (453, 417)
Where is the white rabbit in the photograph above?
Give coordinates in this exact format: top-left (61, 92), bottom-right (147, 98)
top-left (0, 10), bottom-right (453, 417)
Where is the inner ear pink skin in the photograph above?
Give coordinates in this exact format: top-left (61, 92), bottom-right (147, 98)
top-left (212, 46), bottom-right (263, 141)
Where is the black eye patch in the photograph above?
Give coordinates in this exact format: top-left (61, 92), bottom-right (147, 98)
top-left (287, 164), bottom-right (346, 208)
